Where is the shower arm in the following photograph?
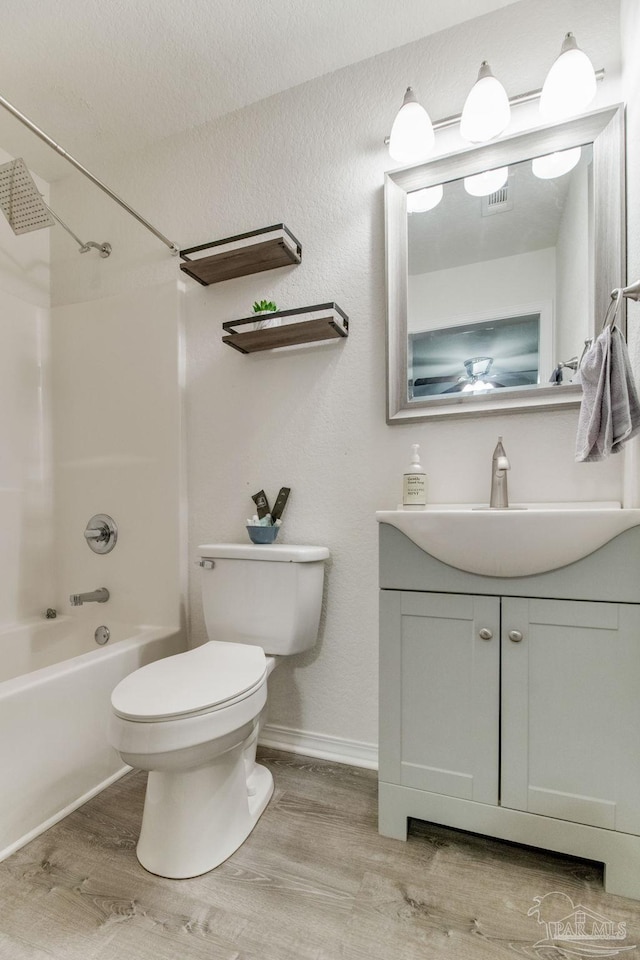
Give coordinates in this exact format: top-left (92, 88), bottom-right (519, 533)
top-left (0, 93), bottom-right (179, 256)
top-left (44, 203), bottom-right (111, 258)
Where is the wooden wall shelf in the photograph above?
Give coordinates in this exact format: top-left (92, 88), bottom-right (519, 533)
top-left (222, 303), bottom-right (349, 354)
top-left (179, 224), bottom-right (301, 286)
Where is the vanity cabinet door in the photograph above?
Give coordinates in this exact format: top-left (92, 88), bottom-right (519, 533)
top-left (379, 591), bottom-right (500, 805)
top-left (501, 597), bottom-right (640, 834)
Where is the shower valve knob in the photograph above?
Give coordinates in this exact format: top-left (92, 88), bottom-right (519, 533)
top-left (85, 524), bottom-right (108, 541)
top-left (84, 514), bottom-right (117, 554)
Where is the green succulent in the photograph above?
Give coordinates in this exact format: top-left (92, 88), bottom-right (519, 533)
top-left (252, 300), bottom-right (278, 313)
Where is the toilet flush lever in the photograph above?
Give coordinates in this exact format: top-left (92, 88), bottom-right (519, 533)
top-left (198, 559), bottom-right (215, 569)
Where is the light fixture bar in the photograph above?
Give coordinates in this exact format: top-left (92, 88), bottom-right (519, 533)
top-left (384, 68), bottom-right (604, 143)
top-left (0, 92), bottom-right (179, 255)
top-left (434, 68), bottom-right (605, 130)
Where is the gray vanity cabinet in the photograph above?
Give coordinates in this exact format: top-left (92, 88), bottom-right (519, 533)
top-left (501, 596), bottom-right (640, 835)
top-left (379, 591), bottom-right (500, 805)
top-left (378, 522), bottom-right (640, 899)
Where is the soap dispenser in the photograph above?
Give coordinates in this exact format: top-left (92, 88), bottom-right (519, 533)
top-left (403, 443), bottom-right (427, 508)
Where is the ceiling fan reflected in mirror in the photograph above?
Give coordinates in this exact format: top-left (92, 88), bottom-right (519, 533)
top-left (413, 355), bottom-right (535, 395)
top-left (455, 355), bottom-right (497, 392)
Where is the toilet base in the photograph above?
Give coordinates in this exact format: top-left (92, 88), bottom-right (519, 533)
top-left (136, 745), bottom-right (274, 879)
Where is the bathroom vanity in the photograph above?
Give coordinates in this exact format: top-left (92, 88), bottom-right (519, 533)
top-left (378, 514), bottom-right (640, 899)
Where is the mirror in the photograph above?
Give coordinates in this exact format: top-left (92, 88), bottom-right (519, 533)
top-left (385, 105), bottom-right (625, 422)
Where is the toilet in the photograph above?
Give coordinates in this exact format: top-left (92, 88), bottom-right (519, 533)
top-left (108, 542), bottom-right (329, 879)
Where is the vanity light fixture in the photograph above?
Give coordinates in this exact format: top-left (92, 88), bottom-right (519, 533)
top-left (539, 33), bottom-right (597, 121)
top-left (407, 184), bottom-right (444, 213)
top-left (460, 62), bottom-right (511, 143)
top-left (532, 145), bottom-right (582, 179)
top-left (387, 33), bottom-right (602, 165)
top-left (388, 87), bottom-right (435, 164)
top-left (464, 166), bottom-right (508, 197)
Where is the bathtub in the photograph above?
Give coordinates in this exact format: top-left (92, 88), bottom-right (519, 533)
top-left (0, 615), bottom-right (185, 862)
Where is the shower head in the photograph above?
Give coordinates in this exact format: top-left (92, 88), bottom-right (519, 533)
top-left (0, 156), bottom-right (111, 256)
top-left (0, 157), bottom-right (54, 234)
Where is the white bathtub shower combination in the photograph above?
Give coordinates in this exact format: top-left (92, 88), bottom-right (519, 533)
top-left (0, 615), bottom-right (184, 861)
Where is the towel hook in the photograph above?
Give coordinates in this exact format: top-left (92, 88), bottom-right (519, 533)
top-left (611, 280), bottom-right (640, 301)
top-left (602, 288), bottom-right (624, 331)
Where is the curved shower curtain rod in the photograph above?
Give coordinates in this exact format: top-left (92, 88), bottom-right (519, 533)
top-left (0, 93), bottom-right (179, 256)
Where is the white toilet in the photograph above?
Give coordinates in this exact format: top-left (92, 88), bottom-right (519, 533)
top-left (108, 542), bottom-right (329, 879)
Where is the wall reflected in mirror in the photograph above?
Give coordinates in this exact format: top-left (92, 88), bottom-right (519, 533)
top-left (406, 144), bottom-right (593, 401)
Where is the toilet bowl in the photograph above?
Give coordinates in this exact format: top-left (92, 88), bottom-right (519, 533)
top-left (109, 542), bottom-right (328, 878)
top-left (109, 641), bottom-right (273, 878)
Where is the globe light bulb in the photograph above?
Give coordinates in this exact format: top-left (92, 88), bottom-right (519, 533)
top-left (460, 62), bottom-right (511, 143)
top-left (389, 87), bottom-right (435, 164)
top-left (407, 184), bottom-right (444, 213)
top-left (532, 146), bottom-right (582, 179)
top-left (540, 33), bottom-right (597, 121)
top-left (463, 166), bottom-right (509, 197)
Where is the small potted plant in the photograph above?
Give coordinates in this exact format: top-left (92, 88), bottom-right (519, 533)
top-left (252, 299), bottom-right (280, 330)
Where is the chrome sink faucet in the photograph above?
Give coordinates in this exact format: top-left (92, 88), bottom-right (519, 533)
top-left (490, 437), bottom-right (510, 509)
top-left (69, 587), bottom-right (110, 607)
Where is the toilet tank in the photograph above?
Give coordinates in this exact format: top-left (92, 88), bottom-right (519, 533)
top-left (198, 543), bottom-right (329, 655)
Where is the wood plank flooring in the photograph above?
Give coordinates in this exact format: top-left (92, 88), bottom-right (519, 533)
top-left (1, 749), bottom-right (639, 959)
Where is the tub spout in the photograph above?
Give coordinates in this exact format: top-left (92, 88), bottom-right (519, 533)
top-left (69, 587), bottom-right (110, 607)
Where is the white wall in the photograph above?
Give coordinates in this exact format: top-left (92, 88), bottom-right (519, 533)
top-left (0, 291), bottom-right (53, 625)
top-left (621, 0), bottom-right (640, 506)
top-left (0, 152), bottom-right (185, 635)
top-left (50, 282), bottom-right (185, 629)
top-left (49, 0), bottom-right (623, 757)
top-left (555, 160), bottom-right (591, 365)
top-left (0, 154), bottom-right (53, 627)
top-left (408, 248), bottom-right (556, 335)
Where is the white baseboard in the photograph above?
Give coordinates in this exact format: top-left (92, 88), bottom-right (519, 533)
top-left (259, 723), bottom-right (378, 770)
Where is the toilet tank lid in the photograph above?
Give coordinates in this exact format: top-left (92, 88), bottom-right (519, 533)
top-left (198, 543), bottom-right (329, 562)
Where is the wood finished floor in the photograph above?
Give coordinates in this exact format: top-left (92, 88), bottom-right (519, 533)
top-left (1, 749), bottom-right (639, 959)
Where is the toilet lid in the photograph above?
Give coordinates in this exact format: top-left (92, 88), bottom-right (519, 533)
top-left (198, 543), bottom-right (329, 562)
top-left (111, 641), bottom-right (267, 721)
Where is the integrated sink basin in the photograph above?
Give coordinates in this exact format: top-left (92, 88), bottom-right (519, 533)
top-left (376, 503), bottom-right (640, 577)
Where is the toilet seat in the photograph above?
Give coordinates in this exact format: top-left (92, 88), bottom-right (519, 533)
top-left (111, 641), bottom-right (267, 722)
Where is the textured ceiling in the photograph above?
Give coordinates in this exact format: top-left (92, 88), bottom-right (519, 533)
top-left (407, 149), bottom-right (584, 275)
top-left (0, 0), bottom-right (520, 181)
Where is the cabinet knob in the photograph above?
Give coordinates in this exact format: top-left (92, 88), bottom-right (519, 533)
top-left (508, 629), bottom-right (523, 643)
top-left (479, 628), bottom-right (493, 641)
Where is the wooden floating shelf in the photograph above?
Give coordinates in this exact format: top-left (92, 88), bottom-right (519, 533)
top-left (179, 224), bottom-right (301, 286)
top-left (222, 303), bottom-right (349, 354)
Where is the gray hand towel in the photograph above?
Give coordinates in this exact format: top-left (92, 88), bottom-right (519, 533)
top-left (576, 325), bottom-right (640, 462)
